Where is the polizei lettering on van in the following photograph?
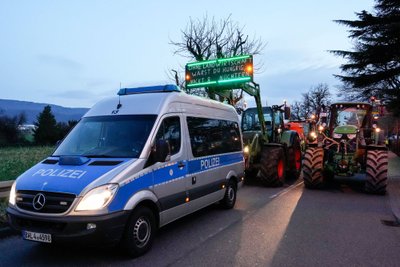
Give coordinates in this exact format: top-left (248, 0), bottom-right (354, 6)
top-left (200, 157), bottom-right (220, 170)
top-left (33, 169), bottom-right (87, 179)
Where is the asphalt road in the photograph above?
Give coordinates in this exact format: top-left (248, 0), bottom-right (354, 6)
top-left (1, 165), bottom-right (400, 266)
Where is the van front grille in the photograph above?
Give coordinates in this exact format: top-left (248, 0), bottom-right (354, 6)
top-left (16, 190), bottom-right (76, 214)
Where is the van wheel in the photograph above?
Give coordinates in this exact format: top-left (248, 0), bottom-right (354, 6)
top-left (122, 206), bottom-right (156, 258)
top-left (220, 180), bottom-right (237, 209)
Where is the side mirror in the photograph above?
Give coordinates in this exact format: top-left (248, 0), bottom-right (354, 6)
top-left (284, 107), bottom-right (291, 120)
top-left (55, 140), bottom-right (61, 148)
top-left (153, 140), bottom-right (170, 163)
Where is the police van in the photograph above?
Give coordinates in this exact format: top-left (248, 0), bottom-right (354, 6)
top-left (7, 85), bottom-right (244, 257)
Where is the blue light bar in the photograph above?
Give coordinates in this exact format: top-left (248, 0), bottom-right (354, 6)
top-left (118, 84), bottom-right (181, 95)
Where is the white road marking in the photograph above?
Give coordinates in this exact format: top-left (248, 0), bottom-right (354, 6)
top-left (269, 181), bottom-right (304, 199)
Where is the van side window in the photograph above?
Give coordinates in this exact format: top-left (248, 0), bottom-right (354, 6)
top-left (155, 116), bottom-right (181, 155)
top-left (187, 117), bottom-right (241, 157)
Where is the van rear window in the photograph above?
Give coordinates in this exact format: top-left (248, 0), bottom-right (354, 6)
top-left (187, 117), bottom-right (241, 157)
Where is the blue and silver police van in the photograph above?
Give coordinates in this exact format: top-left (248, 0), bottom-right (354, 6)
top-left (7, 85), bottom-right (244, 257)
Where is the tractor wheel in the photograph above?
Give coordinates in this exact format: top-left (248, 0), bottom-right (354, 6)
top-left (245, 169), bottom-right (258, 180)
top-left (365, 150), bottom-right (388, 195)
top-left (259, 146), bottom-right (286, 187)
top-left (303, 147), bottom-right (324, 189)
top-left (287, 135), bottom-right (302, 180)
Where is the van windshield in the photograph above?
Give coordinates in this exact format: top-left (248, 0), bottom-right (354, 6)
top-left (53, 115), bottom-right (157, 158)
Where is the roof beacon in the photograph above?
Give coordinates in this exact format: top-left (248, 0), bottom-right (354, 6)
top-left (118, 84), bottom-right (180, 96)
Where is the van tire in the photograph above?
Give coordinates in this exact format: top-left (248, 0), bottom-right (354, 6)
top-left (122, 206), bottom-right (156, 257)
top-left (220, 180), bottom-right (237, 209)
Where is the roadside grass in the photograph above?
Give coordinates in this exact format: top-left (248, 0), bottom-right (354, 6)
top-left (0, 146), bottom-right (53, 227)
top-left (0, 199), bottom-right (7, 225)
top-left (0, 146), bottom-right (54, 182)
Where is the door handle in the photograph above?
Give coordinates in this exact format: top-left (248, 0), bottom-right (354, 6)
top-left (178, 161), bottom-right (185, 168)
top-left (192, 176), bottom-right (196, 185)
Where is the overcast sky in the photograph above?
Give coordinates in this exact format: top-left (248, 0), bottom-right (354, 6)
top-left (0, 0), bottom-right (375, 108)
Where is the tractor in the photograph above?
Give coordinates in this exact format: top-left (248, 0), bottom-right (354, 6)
top-left (241, 100), bottom-right (302, 186)
top-left (303, 102), bottom-right (388, 194)
top-left (184, 54), bottom-right (302, 187)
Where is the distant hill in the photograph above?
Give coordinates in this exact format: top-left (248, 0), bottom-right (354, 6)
top-left (0, 99), bottom-right (89, 124)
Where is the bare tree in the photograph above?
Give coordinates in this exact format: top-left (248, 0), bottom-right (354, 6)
top-left (308, 83), bottom-right (331, 116)
top-left (170, 15), bottom-right (265, 103)
top-left (290, 83), bottom-right (332, 120)
top-left (290, 101), bottom-right (303, 121)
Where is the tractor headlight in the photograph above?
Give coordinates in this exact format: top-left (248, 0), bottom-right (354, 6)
top-left (76, 184), bottom-right (118, 211)
top-left (309, 131), bottom-right (317, 140)
top-left (333, 133), bottom-right (342, 139)
top-left (347, 134), bottom-right (357, 139)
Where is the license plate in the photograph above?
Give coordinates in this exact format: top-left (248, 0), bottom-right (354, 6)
top-left (23, 231), bottom-right (52, 243)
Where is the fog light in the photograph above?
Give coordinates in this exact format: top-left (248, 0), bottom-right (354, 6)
top-left (87, 223), bottom-right (97, 230)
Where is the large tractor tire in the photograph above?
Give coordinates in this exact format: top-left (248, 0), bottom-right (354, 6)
top-left (365, 150), bottom-right (388, 195)
top-left (303, 147), bottom-right (324, 189)
top-left (287, 135), bottom-right (302, 180)
top-left (259, 146), bottom-right (286, 187)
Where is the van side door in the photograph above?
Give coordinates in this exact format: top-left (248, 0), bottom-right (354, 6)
top-left (185, 117), bottom-right (242, 209)
top-left (149, 114), bottom-right (188, 225)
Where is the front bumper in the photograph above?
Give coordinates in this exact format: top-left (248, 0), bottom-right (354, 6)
top-left (7, 207), bottom-right (130, 245)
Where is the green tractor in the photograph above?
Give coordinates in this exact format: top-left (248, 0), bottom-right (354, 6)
top-left (303, 102), bottom-right (388, 194)
top-left (184, 54), bottom-right (302, 187)
top-left (241, 101), bottom-right (302, 186)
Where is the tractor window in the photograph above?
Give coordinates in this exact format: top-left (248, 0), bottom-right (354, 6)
top-left (242, 107), bottom-right (272, 131)
top-left (274, 111), bottom-right (282, 126)
top-left (336, 107), bottom-right (367, 127)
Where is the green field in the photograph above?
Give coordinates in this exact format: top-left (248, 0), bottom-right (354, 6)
top-left (0, 146), bottom-right (54, 182)
top-left (0, 199), bottom-right (7, 224)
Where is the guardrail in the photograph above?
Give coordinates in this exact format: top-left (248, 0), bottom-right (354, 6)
top-left (0, 180), bottom-right (13, 199)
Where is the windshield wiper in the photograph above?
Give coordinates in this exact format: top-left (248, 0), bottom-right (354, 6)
top-left (82, 154), bottom-right (114, 158)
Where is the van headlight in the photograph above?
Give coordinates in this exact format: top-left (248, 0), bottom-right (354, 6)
top-left (9, 182), bottom-right (16, 206)
top-left (76, 184), bottom-right (118, 211)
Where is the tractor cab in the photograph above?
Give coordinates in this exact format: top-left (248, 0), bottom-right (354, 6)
top-left (241, 106), bottom-right (285, 142)
top-left (329, 103), bottom-right (371, 134)
top-left (327, 103), bottom-right (377, 147)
